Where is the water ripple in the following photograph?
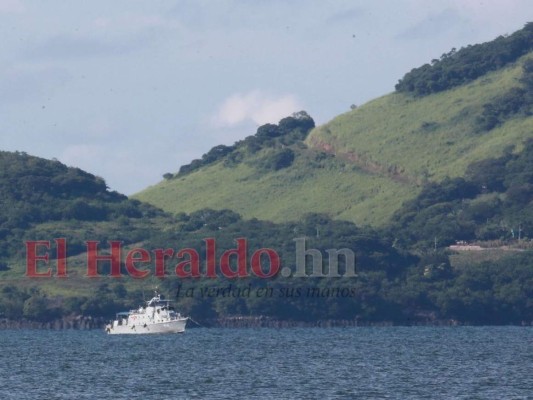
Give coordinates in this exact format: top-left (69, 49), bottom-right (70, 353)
top-left (0, 327), bottom-right (531, 399)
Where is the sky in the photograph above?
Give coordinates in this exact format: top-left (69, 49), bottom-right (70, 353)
top-left (1, 0), bottom-right (532, 195)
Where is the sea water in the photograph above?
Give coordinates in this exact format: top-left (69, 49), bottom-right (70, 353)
top-left (0, 326), bottom-right (531, 399)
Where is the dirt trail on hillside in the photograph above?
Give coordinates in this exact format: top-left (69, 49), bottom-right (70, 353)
top-left (309, 138), bottom-right (419, 185)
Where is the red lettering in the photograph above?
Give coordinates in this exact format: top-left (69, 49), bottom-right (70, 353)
top-left (125, 248), bottom-right (151, 279)
top-left (153, 248), bottom-right (174, 277)
top-left (55, 238), bottom-right (68, 277)
top-left (204, 238), bottom-right (216, 278)
top-left (251, 248), bottom-right (280, 278)
top-left (220, 238), bottom-right (247, 278)
top-left (25, 240), bottom-right (52, 277)
top-left (86, 241), bottom-right (122, 277)
top-left (175, 248), bottom-right (200, 278)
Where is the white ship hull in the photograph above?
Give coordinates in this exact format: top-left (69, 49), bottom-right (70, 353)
top-left (106, 317), bottom-right (188, 335)
top-left (105, 292), bottom-right (188, 335)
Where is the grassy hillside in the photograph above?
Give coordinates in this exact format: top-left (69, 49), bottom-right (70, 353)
top-left (0, 151), bottom-right (426, 323)
top-left (137, 150), bottom-right (412, 227)
top-left (308, 54), bottom-right (533, 184)
top-left (136, 53), bottom-right (533, 226)
top-left (2, 26), bottom-right (532, 325)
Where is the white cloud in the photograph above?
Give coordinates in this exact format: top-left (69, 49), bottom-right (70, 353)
top-left (213, 90), bottom-right (303, 127)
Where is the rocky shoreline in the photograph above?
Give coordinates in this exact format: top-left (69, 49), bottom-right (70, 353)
top-left (203, 316), bottom-right (476, 328)
top-left (0, 315), bottom-right (107, 330)
top-left (1, 315), bottom-right (530, 330)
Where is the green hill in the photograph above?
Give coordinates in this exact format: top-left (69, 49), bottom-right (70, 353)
top-left (0, 151), bottom-right (176, 303)
top-left (136, 44), bottom-right (533, 227)
top-left (1, 24), bottom-right (532, 326)
top-left (0, 151), bottom-right (426, 324)
top-left (308, 54), bottom-right (533, 188)
top-left (136, 145), bottom-right (413, 227)
top-left (0, 150), bottom-right (530, 325)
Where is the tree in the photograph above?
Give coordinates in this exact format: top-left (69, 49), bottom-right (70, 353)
top-left (278, 111), bottom-right (315, 135)
top-left (256, 123), bottom-right (282, 139)
top-left (23, 294), bottom-right (49, 321)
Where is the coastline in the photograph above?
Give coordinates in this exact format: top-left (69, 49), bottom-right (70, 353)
top-left (0, 316), bottom-right (106, 330)
top-left (1, 315), bottom-right (531, 330)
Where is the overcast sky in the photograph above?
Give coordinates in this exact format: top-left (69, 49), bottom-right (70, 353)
top-left (1, 0), bottom-right (532, 194)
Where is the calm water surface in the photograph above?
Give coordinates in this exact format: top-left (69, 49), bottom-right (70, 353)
top-left (0, 327), bottom-right (531, 399)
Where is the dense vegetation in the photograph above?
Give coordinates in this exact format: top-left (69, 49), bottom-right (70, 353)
top-left (172, 111), bottom-right (314, 177)
top-left (396, 22), bottom-right (533, 95)
top-left (0, 151), bottom-right (165, 227)
top-left (1, 205), bottom-right (530, 325)
top-left (476, 59), bottom-right (533, 130)
top-left (1, 26), bottom-right (533, 326)
top-left (0, 151), bottom-right (168, 267)
top-left (0, 144), bottom-right (531, 325)
top-left (148, 211), bottom-right (532, 325)
top-left (391, 139), bottom-right (533, 249)
top-left (0, 147), bottom-right (530, 325)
